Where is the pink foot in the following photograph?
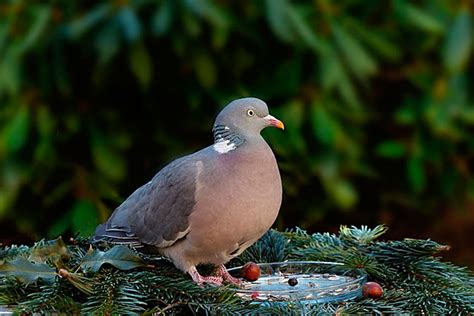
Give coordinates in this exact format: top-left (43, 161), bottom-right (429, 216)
top-left (216, 264), bottom-right (242, 285)
top-left (188, 266), bottom-right (223, 286)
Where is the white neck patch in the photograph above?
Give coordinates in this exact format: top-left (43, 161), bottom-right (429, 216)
top-left (213, 140), bottom-right (236, 154)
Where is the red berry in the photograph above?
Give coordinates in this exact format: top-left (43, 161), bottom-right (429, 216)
top-left (242, 262), bottom-right (261, 281)
top-left (362, 282), bottom-right (383, 298)
top-left (250, 291), bottom-right (259, 299)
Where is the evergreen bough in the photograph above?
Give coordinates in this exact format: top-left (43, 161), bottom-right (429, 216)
top-left (0, 225), bottom-right (473, 315)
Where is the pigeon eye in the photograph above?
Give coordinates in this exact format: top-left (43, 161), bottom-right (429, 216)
top-left (247, 109), bottom-right (255, 117)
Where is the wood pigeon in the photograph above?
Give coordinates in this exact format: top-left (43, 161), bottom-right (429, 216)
top-left (94, 97), bottom-right (284, 285)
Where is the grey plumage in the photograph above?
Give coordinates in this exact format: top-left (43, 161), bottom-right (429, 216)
top-left (95, 157), bottom-right (197, 247)
top-left (94, 97), bottom-right (284, 285)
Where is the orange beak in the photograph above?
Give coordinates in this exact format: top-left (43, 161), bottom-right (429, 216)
top-left (264, 115), bottom-right (285, 130)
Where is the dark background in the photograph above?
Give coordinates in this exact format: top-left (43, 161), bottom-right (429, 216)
top-left (0, 0), bottom-right (473, 268)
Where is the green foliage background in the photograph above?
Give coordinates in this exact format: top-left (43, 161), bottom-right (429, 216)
top-left (0, 0), bottom-right (473, 266)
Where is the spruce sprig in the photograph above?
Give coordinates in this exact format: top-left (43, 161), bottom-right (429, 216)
top-left (0, 225), bottom-right (472, 314)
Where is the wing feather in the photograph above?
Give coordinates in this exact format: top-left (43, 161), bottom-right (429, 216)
top-left (94, 155), bottom-right (200, 249)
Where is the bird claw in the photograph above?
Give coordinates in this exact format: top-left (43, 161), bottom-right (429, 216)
top-left (217, 264), bottom-right (242, 285)
top-left (197, 276), bottom-right (223, 286)
top-left (188, 266), bottom-right (223, 286)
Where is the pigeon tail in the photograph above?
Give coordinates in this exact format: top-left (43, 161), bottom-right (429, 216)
top-left (92, 224), bottom-right (143, 247)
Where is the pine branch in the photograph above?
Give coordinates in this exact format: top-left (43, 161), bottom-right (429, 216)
top-left (410, 257), bottom-right (473, 286)
top-left (0, 245), bottom-right (30, 261)
top-left (336, 297), bottom-right (403, 315)
top-left (16, 279), bottom-right (81, 314)
top-left (339, 225), bottom-right (388, 244)
top-left (132, 270), bottom-right (260, 315)
top-left (0, 226), bottom-right (472, 314)
top-left (82, 268), bottom-right (147, 315)
top-left (0, 277), bottom-right (30, 305)
top-left (234, 229), bottom-right (288, 265)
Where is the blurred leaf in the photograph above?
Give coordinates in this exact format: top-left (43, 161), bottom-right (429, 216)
top-left (394, 104), bottom-right (417, 125)
top-left (319, 46), bottom-right (361, 108)
top-left (70, 200), bottom-right (99, 237)
top-left (263, 59), bottom-right (301, 98)
top-left (345, 18), bottom-right (401, 62)
top-left (94, 19), bottom-right (121, 66)
top-left (332, 21), bottom-right (377, 81)
top-left (43, 181), bottom-right (73, 207)
top-left (376, 141), bottom-right (406, 158)
top-left (182, 10), bottom-right (202, 36)
top-left (311, 103), bottom-right (335, 145)
top-left (117, 7), bottom-right (141, 42)
top-left (277, 101), bottom-right (306, 154)
top-left (19, 5), bottom-right (51, 52)
top-left (111, 131), bottom-right (132, 150)
top-left (1, 107), bottom-right (30, 154)
top-left (459, 105), bottom-right (474, 125)
top-left (67, 4), bottom-right (111, 39)
top-left (445, 73), bottom-right (468, 106)
top-left (407, 156), bottom-right (426, 193)
top-left (194, 52), bottom-right (217, 88)
top-left (0, 257), bottom-right (56, 285)
top-left (424, 102), bottom-right (462, 140)
top-left (0, 186), bottom-right (19, 218)
top-left (211, 26), bottom-right (228, 49)
top-left (152, 0), bottom-right (174, 36)
top-left (397, 1), bottom-right (444, 34)
top-left (47, 213), bottom-right (71, 238)
top-left (91, 131), bottom-right (126, 181)
top-left (0, 20), bottom-right (10, 53)
top-left (265, 0), bottom-right (294, 43)
top-left (0, 51), bottom-right (21, 96)
top-left (96, 200), bottom-right (114, 223)
top-left (320, 51), bottom-right (342, 90)
top-left (52, 42), bottom-right (71, 96)
top-left (1, 0), bottom-right (474, 260)
top-left (443, 9), bottom-right (472, 73)
top-left (337, 73), bottom-right (361, 109)
top-left (184, 0), bottom-right (228, 28)
top-left (287, 5), bottom-right (327, 54)
top-left (129, 42), bottom-right (153, 89)
top-left (80, 245), bottom-right (147, 273)
top-left (329, 179), bottom-right (358, 209)
top-left (34, 106), bottom-right (55, 162)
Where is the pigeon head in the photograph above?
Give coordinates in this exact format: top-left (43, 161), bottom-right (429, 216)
top-left (213, 98), bottom-right (284, 141)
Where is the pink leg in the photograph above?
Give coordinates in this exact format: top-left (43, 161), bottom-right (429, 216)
top-left (216, 264), bottom-right (242, 285)
top-left (188, 266), bottom-right (223, 286)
